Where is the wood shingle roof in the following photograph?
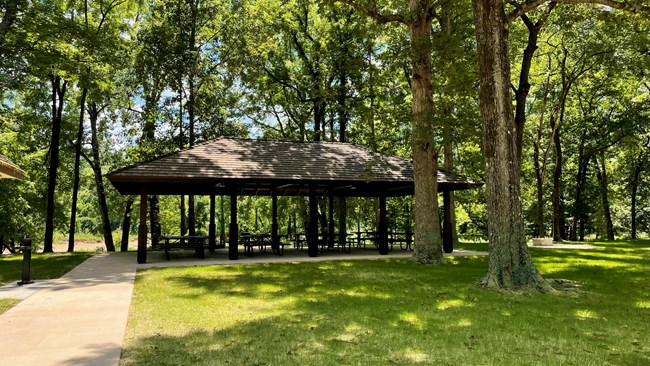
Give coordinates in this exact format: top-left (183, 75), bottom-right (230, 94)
top-left (108, 137), bottom-right (481, 196)
top-left (0, 153), bottom-right (24, 180)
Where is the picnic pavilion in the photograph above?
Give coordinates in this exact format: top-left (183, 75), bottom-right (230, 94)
top-left (0, 153), bottom-right (25, 180)
top-left (107, 137), bottom-right (481, 263)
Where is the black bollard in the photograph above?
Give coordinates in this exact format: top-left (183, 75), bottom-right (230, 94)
top-left (17, 238), bottom-right (34, 286)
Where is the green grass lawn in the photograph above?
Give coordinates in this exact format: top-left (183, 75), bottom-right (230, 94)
top-left (0, 299), bottom-right (20, 314)
top-left (121, 240), bottom-right (650, 366)
top-left (0, 252), bottom-right (94, 286)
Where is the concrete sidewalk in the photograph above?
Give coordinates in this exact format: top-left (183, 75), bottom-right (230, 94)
top-left (0, 248), bottom-right (487, 366)
top-left (0, 253), bottom-right (137, 366)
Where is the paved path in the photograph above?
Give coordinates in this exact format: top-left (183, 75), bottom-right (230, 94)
top-left (0, 248), bottom-right (486, 366)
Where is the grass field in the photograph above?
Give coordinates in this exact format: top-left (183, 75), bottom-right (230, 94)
top-left (120, 240), bottom-right (649, 365)
top-left (0, 252), bottom-right (94, 286)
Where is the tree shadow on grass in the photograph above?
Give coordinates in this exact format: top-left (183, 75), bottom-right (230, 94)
top-left (124, 255), bottom-right (650, 365)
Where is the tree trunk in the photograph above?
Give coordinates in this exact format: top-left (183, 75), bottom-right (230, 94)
top-left (443, 131), bottom-right (458, 243)
top-left (472, 0), bottom-right (548, 290)
top-left (68, 86), bottom-right (87, 252)
top-left (88, 103), bottom-right (115, 252)
top-left (630, 157), bottom-right (642, 239)
top-left (596, 154), bottom-right (615, 240)
top-left (409, 2), bottom-right (443, 264)
top-left (570, 130), bottom-right (585, 240)
top-left (43, 75), bottom-right (67, 253)
top-left (550, 113), bottom-right (564, 241)
top-left (533, 138), bottom-right (544, 237)
top-left (121, 197), bottom-right (134, 252)
top-left (149, 196), bottom-right (161, 248)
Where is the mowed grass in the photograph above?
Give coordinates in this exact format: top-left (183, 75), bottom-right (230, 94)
top-left (0, 299), bottom-right (20, 314)
top-left (0, 252), bottom-right (93, 285)
top-left (121, 240), bottom-right (650, 366)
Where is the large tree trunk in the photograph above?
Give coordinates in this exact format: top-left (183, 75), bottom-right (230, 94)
top-left (120, 197), bottom-right (134, 252)
top-left (409, 1), bottom-right (443, 264)
top-left (472, 0), bottom-right (548, 290)
top-left (68, 86), bottom-right (87, 252)
top-left (43, 75), bottom-right (67, 253)
top-left (88, 103), bottom-right (115, 252)
top-left (596, 153), bottom-right (615, 240)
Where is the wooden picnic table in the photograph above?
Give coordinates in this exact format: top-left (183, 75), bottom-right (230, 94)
top-left (160, 235), bottom-right (209, 260)
top-left (239, 233), bottom-right (288, 256)
top-left (353, 231), bottom-right (413, 251)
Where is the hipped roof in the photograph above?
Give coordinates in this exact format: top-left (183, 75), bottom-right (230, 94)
top-left (108, 137), bottom-right (481, 197)
top-left (0, 154), bottom-right (24, 180)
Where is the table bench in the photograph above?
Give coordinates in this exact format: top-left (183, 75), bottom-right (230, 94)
top-left (160, 235), bottom-right (209, 260)
top-left (240, 234), bottom-right (289, 256)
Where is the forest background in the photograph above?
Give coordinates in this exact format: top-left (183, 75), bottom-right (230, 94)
top-left (0, 0), bottom-right (648, 255)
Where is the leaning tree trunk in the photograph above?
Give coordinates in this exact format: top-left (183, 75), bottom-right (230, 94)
top-left (89, 103), bottom-right (115, 252)
top-left (409, 7), bottom-right (443, 265)
top-left (68, 86), bottom-right (87, 252)
top-left (472, 0), bottom-right (549, 290)
top-left (120, 197), bottom-right (134, 252)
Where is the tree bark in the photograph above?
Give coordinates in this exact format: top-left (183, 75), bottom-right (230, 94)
top-left (550, 113), bottom-right (565, 241)
top-left (120, 197), bottom-right (134, 252)
top-left (68, 86), bottom-right (87, 252)
top-left (596, 153), bottom-right (615, 240)
top-left (443, 131), bottom-right (457, 244)
top-left (630, 155), bottom-right (643, 239)
top-left (570, 131), bottom-right (589, 241)
top-left (409, 1), bottom-right (443, 264)
top-left (472, 0), bottom-right (548, 290)
top-left (88, 103), bottom-right (115, 252)
top-left (43, 75), bottom-right (67, 253)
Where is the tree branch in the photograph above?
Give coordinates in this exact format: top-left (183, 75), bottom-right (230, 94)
top-left (337, 0), bottom-right (407, 24)
top-left (508, 0), bottom-right (649, 23)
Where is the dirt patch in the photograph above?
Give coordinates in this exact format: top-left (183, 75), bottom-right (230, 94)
top-left (51, 238), bottom-right (139, 253)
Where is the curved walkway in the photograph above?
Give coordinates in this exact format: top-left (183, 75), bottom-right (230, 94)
top-left (0, 249), bottom-right (486, 366)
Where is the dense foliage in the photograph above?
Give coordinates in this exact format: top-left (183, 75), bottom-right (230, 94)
top-left (0, 0), bottom-right (648, 253)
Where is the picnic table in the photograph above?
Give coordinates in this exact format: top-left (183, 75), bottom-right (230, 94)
top-left (160, 235), bottom-right (209, 260)
top-left (353, 231), bottom-right (413, 251)
top-left (294, 233), bottom-right (355, 253)
top-left (239, 233), bottom-right (288, 256)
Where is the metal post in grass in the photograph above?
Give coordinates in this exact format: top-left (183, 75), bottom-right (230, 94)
top-left (17, 238), bottom-right (34, 286)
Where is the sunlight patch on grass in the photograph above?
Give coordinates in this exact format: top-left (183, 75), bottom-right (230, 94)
top-left (389, 348), bottom-right (430, 363)
top-left (399, 312), bottom-right (425, 330)
top-left (333, 323), bottom-right (372, 343)
top-left (635, 301), bottom-right (650, 309)
top-left (436, 298), bottom-right (470, 310)
top-left (255, 283), bottom-right (284, 293)
top-left (575, 309), bottom-right (599, 320)
top-left (454, 318), bottom-right (473, 327)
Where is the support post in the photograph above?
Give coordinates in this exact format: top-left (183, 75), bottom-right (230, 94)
top-left (307, 186), bottom-right (319, 257)
top-left (378, 195), bottom-right (389, 255)
top-left (228, 194), bottom-right (238, 260)
top-left (17, 238), bottom-right (34, 285)
top-left (328, 191), bottom-right (335, 248)
top-left (443, 190), bottom-right (454, 253)
top-left (271, 190), bottom-right (279, 253)
top-left (138, 186), bottom-right (148, 263)
top-left (209, 194), bottom-right (216, 251)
